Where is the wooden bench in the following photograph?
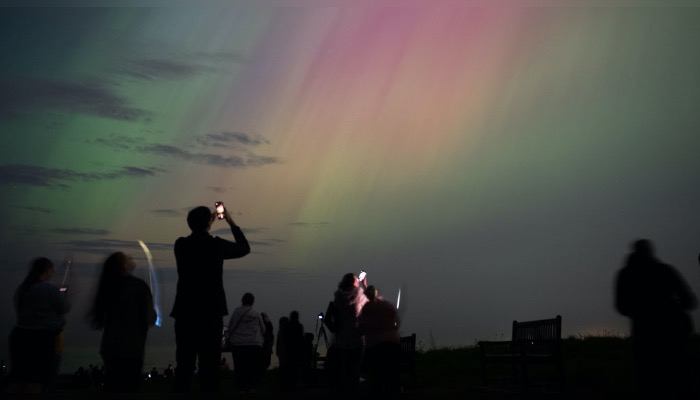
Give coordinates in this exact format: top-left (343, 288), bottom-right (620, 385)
top-left (477, 315), bottom-right (563, 391)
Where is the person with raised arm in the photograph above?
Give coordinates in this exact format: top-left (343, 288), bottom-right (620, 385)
top-left (170, 204), bottom-right (250, 393)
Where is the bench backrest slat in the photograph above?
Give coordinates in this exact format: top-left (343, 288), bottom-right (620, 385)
top-left (512, 315), bottom-right (562, 341)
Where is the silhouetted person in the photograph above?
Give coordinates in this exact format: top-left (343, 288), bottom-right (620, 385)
top-left (276, 316), bottom-right (290, 389)
top-left (171, 204), bottom-right (250, 393)
top-left (226, 292), bottom-right (266, 393)
top-left (261, 312), bottom-right (274, 371)
top-left (285, 310), bottom-right (305, 390)
top-left (328, 272), bottom-right (369, 395)
top-left (89, 252), bottom-right (156, 393)
top-left (8, 257), bottom-right (70, 394)
top-left (301, 332), bottom-right (315, 388)
top-left (615, 239), bottom-right (698, 394)
top-left (164, 364), bottom-right (174, 378)
top-left (359, 285), bottom-right (401, 396)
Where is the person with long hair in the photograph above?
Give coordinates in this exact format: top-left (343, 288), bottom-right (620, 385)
top-left (329, 272), bottom-right (369, 394)
top-left (8, 257), bottom-right (71, 393)
top-left (89, 252), bottom-right (156, 393)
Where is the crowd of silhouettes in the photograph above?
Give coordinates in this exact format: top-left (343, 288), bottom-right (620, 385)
top-left (6, 225), bottom-right (700, 395)
top-left (320, 272), bottom-right (405, 397)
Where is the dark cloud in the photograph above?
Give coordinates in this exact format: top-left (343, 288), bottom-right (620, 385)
top-left (49, 228), bottom-right (110, 236)
top-left (0, 163), bottom-right (165, 188)
top-left (199, 132), bottom-right (270, 148)
top-left (0, 76), bottom-right (150, 121)
top-left (207, 186), bottom-right (227, 194)
top-left (239, 227), bottom-right (266, 235)
top-left (246, 153), bottom-right (280, 167)
top-left (119, 51), bottom-right (246, 81)
top-left (93, 135), bottom-right (141, 150)
top-left (99, 166), bottom-right (165, 179)
top-left (121, 58), bottom-right (207, 81)
top-left (210, 226), bottom-right (268, 236)
top-left (94, 134), bottom-right (280, 168)
top-left (141, 144), bottom-right (248, 167)
top-left (249, 238), bottom-right (285, 247)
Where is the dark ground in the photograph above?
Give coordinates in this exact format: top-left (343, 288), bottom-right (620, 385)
top-left (4, 336), bottom-right (700, 399)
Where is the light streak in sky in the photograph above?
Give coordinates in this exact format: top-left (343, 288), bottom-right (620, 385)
top-left (59, 255), bottom-right (72, 292)
top-left (138, 240), bottom-right (162, 327)
top-left (397, 287), bottom-right (401, 310)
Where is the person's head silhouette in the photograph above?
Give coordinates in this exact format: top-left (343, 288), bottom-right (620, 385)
top-left (187, 206), bottom-right (213, 232)
top-left (632, 239), bottom-right (654, 256)
top-left (365, 285), bottom-right (378, 301)
top-left (241, 292), bottom-right (255, 306)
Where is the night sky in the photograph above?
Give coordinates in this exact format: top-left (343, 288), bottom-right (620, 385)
top-left (1, 2), bottom-right (700, 373)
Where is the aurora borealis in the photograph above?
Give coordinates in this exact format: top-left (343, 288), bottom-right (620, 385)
top-left (2, 2), bottom-right (700, 372)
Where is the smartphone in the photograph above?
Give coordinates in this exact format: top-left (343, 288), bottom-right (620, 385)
top-left (215, 202), bottom-right (225, 219)
top-left (358, 270), bottom-right (366, 282)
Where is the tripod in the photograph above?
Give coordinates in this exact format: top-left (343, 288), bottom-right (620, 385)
top-left (313, 314), bottom-right (330, 370)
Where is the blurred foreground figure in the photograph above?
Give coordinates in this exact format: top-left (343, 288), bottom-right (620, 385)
top-left (8, 257), bottom-right (71, 393)
top-left (615, 239), bottom-right (697, 394)
top-left (171, 204), bottom-right (250, 393)
top-left (326, 272), bottom-right (369, 395)
top-left (359, 285), bottom-right (401, 396)
top-left (89, 252), bottom-right (156, 393)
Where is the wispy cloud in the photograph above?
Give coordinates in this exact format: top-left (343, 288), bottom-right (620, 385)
top-left (249, 238), bottom-right (285, 247)
top-left (207, 186), bottom-right (227, 194)
top-left (140, 144), bottom-right (249, 167)
top-left (0, 77), bottom-right (150, 121)
top-left (49, 228), bottom-right (111, 236)
top-left (210, 226), bottom-right (269, 236)
top-left (198, 132), bottom-right (270, 148)
top-left (0, 163), bottom-right (165, 188)
top-left (94, 134), bottom-right (280, 168)
top-left (118, 52), bottom-right (245, 81)
top-left (120, 58), bottom-right (207, 81)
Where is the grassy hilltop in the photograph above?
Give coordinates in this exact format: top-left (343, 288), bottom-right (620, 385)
top-left (21, 334), bottom-right (700, 398)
